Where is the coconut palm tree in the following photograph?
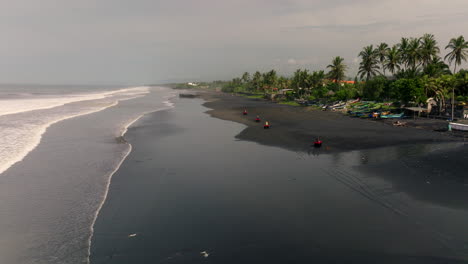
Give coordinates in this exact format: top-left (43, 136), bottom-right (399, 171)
top-left (423, 56), bottom-right (451, 77)
top-left (251, 71), bottom-right (262, 91)
top-left (327, 56), bottom-right (347, 82)
top-left (358, 45), bottom-right (380, 81)
top-left (398, 37), bottom-right (410, 68)
top-left (291, 69), bottom-right (312, 97)
top-left (376, 43), bottom-right (389, 76)
top-left (310, 70), bottom-right (325, 89)
top-left (420, 33), bottom-right (440, 68)
top-left (384, 45), bottom-right (401, 76)
top-left (424, 77), bottom-right (450, 115)
top-left (406, 37), bottom-right (422, 70)
top-left (444, 35), bottom-right (468, 120)
top-left (241, 72), bottom-right (251, 83)
top-left (262, 70), bottom-right (278, 90)
top-left (444, 35), bottom-right (468, 73)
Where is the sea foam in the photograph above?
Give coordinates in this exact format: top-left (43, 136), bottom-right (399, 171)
top-left (0, 86), bottom-right (150, 176)
top-left (86, 90), bottom-right (177, 263)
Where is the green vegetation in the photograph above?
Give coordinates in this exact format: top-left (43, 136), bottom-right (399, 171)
top-left (245, 94), bottom-right (265, 99)
top-left (327, 56), bottom-right (347, 82)
top-left (359, 45), bottom-right (381, 80)
top-left (172, 34), bottom-right (468, 116)
top-left (278, 101), bottom-right (301, 106)
top-left (168, 81), bottom-right (229, 90)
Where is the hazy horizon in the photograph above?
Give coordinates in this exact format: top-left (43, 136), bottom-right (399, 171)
top-left (1, 0), bottom-right (468, 85)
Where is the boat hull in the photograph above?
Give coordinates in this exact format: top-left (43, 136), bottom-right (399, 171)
top-left (450, 122), bottom-right (468, 131)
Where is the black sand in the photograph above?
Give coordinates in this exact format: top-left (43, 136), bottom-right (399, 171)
top-left (200, 92), bottom-right (461, 152)
top-left (91, 96), bottom-right (468, 263)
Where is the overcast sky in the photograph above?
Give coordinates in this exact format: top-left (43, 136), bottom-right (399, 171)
top-left (1, 0), bottom-right (468, 85)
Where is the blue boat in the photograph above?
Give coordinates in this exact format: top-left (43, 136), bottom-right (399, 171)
top-left (380, 112), bottom-right (404, 119)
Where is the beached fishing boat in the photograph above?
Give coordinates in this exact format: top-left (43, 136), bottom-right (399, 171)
top-left (347, 110), bottom-right (365, 117)
top-left (381, 112), bottom-right (404, 119)
top-left (449, 122), bottom-right (468, 131)
top-left (356, 112), bottom-right (372, 118)
top-left (332, 105), bottom-right (346, 111)
top-left (330, 102), bottom-right (346, 110)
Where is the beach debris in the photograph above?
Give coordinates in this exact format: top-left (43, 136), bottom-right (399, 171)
top-left (179, 93), bottom-right (198, 98)
top-left (393, 120), bottom-right (407, 127)
top-left (128, 233), bottom-right (137, 238)
top-left (200, 251), bottom-right (210, 258)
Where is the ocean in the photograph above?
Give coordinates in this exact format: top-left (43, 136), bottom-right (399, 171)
top-left (0, 85), bottom-right (176, 263)
top-left (2, 86), bottom-right (468, 264)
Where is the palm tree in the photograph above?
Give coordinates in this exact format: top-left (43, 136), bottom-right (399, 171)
top-left (423, 56), bottom-right (451, 77)
top-left (262, 70), bottom-right (278, 90)
top-left (398, 37), bottom-right (410, 68)
top-left (445, 35), bottom-right (468, 73)
top-left (376, 43), bottom-right (389, 76)
top-left (420, 33), bottom-right (440, 68)
top-left (241, 72), bottom-right (250, 83)
top-left (291, 69), bottom-right (311, 97)
top-left (385, 45), bottom-right (401, 76)
top-left (358, 45), bottom-right (380, 81)
top-left (444, 35), bottom-right (468, 120)
top-left (310, 70), bottom-right (325, 89)
top-left (251, 71), bottom-right (262, 91)
top-left (327, 56), bottom-right (347, 82)
top-left (406, 37), bottom-right (422, 70)
top-left (424, 77), bottom-right (450, 114)
top-left (394, 68), bottom-right (422, 79)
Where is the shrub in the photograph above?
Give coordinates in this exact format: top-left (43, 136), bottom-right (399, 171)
top-left (362, 76), bottom-right (388, 100)
top-left (390, 78), bottom-right (426, 104)
top-left (456, 95), bottom-right (465, 102)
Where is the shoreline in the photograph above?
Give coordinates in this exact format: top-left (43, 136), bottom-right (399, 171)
top-left (86, 95), bottom-right (177, 263)
top-left (198, 90), bottom-right (462, 153)
top-left (85, 108), bottom-right (138, 264)
top-left (89, 94), bottom-right (468, 263)
top-left (0, 86), bottom-right (151, 177)
top-left (0, 86), bottom-right (177, 263)
top-left (0, 101), bottom-right (120, 176)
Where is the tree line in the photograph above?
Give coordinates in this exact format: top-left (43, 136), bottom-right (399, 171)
top-left (221, 34), bottom-right (468, 110)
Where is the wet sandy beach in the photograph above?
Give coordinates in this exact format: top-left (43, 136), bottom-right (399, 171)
top-left (200, 91), bottom-right (462, 152)
top-left (90, 94), bottom-right (468, 263)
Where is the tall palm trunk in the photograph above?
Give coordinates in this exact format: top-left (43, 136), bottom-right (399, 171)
top-left (439, 98), bottom-right (442, 116)
top-left (452, 64), bottom-right (457, 120)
